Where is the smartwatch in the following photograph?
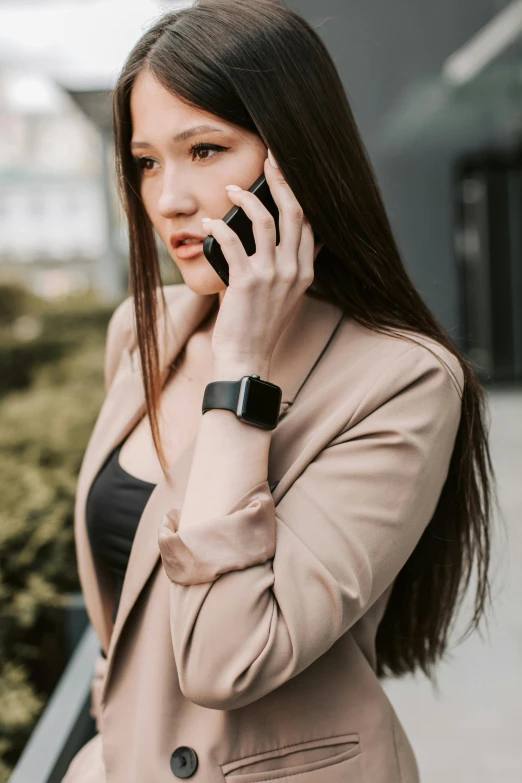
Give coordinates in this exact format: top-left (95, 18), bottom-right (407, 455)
top-left (202, 375), bottom-right (282, 430)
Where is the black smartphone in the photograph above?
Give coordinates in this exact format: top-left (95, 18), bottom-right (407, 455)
top-left (203, 173), bottom-right (280, 286)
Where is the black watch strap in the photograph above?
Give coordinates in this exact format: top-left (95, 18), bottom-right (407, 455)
top-left (202, 375), bottom-right (282, 430)
top-left (201, 380), bottom-right (241, 415)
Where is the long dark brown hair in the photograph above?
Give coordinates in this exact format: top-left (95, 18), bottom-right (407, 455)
top-left (112, 0), bottom-right (495, 681)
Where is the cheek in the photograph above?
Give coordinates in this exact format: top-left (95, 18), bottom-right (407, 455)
top-left (140, 181), bottom-right (161, 225)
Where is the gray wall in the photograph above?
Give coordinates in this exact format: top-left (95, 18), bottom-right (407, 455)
top-left (291, 0), bottom-right (510, 342)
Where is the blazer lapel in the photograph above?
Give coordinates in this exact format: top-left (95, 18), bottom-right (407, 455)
top-left (74, 287), bottom-right (217, 652)
top-left (75, 285), bottom-right (346, 676)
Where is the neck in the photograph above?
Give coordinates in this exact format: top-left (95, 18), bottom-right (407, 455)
top-left (199, 291), bottom-right (221, 337)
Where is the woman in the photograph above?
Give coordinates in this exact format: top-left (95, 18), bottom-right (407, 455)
top-left (62, 1), bottom-right (494, 781)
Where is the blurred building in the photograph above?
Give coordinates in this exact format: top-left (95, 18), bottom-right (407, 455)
top-left (295, 0), bottom-right (522, 381)
top-left (0, 168), bottom-right (108, 297)
top-left (0, 67), bottom-right (124, 300)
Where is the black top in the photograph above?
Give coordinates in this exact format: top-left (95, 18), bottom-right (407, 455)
top-left (86, 442), bottom-right (156, 627)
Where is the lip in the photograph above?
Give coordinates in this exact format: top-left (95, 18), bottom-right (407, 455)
top-left (175, 241), bottom-right (204, 260)
top-left (170, 231), bottom-right (207, 249)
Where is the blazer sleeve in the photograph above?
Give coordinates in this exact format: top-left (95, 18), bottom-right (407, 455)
top-left (158, 343), bottom-right (464, 710)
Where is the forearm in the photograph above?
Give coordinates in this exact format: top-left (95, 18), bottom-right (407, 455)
top-left (178, 356), bottom-right (273, 531)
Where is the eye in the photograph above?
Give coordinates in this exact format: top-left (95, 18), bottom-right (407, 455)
top-left (190, 143), bottom-right (230, 161)
top-left (133, 156), bottom-right (158, 172)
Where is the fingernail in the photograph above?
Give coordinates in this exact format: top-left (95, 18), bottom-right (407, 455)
top-left (267, 148), bottom-right (279, 169)
top-left (225, 184), bottom-right (242, 191)
top-left (201, 217), bottom-right (211, 223)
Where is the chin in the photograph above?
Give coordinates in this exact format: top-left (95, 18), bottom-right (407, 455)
top-left (177, 263), bottom-right (226, 297)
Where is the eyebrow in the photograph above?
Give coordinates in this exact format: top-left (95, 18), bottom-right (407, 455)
top-left (130, 124), bottom-right (226, 150)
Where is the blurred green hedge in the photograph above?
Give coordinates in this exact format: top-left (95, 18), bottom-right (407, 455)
top-left (0, 283), bottom-right (41, 327)
top-left (0, 286), bottom-right (119, 781)
top-left (0, 282), bottom-right (118, 394)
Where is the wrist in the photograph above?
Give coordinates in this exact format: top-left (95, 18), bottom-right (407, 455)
top-left (212, 357), bottom-right (272, 382)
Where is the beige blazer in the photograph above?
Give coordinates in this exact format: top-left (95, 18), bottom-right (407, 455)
top-left (62, 283), bottom-right (464, 783)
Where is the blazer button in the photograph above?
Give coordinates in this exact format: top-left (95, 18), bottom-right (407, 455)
top-left (170, 746), bottom-right (198, 778)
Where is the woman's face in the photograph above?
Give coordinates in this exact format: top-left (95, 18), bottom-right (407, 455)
top-left (130, 69), bottom-right (268, 300)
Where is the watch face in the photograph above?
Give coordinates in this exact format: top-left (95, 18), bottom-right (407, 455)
top-left (241, 377), bottom-right (282, 428)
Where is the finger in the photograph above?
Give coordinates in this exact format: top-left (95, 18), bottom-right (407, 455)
top-left (201, 217), bottom-right (250, 278)
top-left (224, 185), bottom-right (277, 263)
top-left (264, 154), bottom-right (304, 258)
top-left (297, 219), bottom-right (316, 282)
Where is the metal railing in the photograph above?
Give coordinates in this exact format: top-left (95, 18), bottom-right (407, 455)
top-left (8, 624), bottom-right (99, 783)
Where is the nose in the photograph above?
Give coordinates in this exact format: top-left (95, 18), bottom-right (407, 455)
top-left (156, 166), bottom-right (196, 219)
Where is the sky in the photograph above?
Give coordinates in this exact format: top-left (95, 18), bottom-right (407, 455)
top-left (0, 0), bottom-right (193, 96)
